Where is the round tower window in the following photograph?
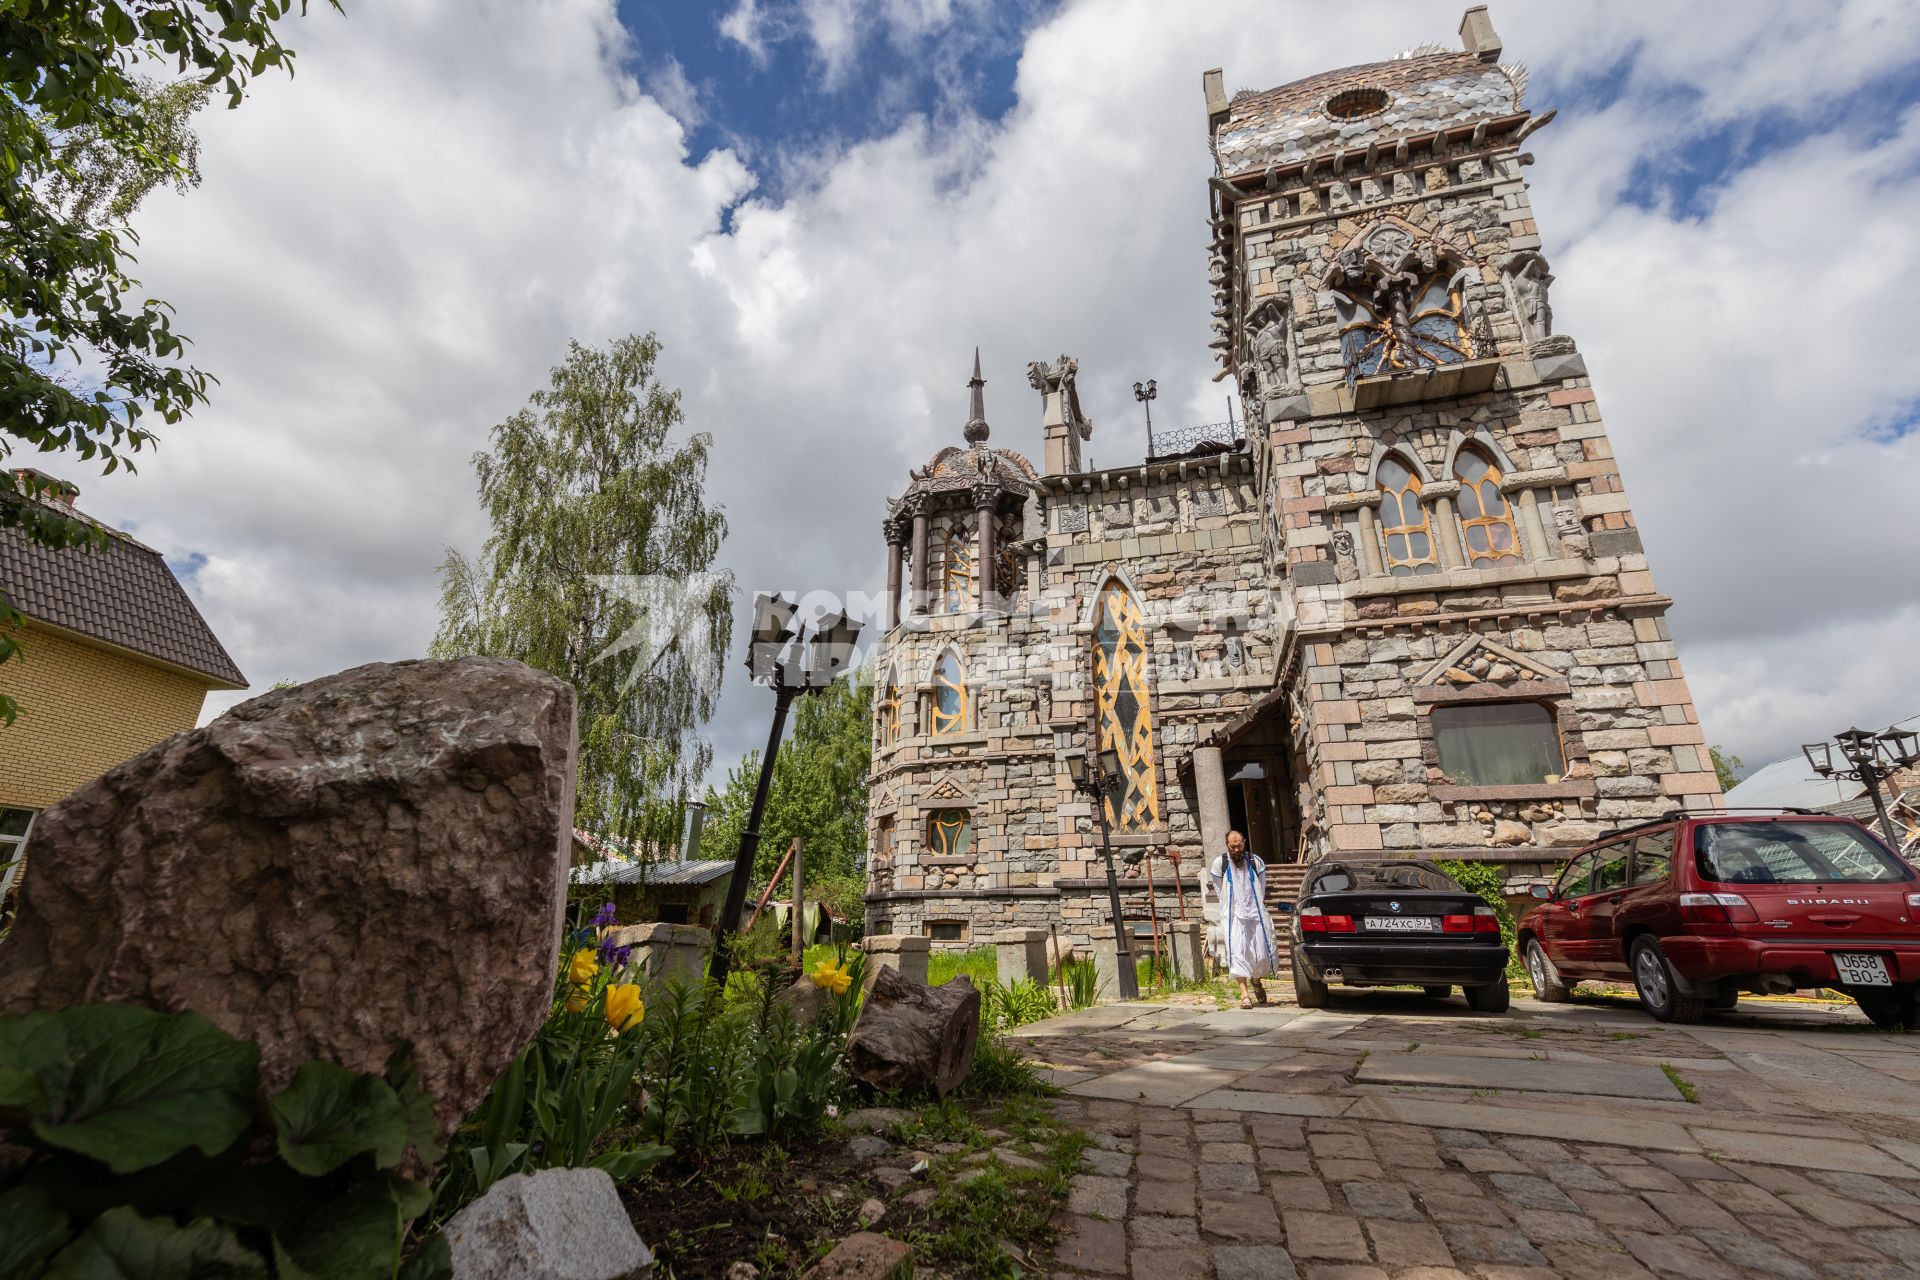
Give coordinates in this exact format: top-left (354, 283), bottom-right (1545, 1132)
top-left (1325, 87), bottom-right (1390, 120)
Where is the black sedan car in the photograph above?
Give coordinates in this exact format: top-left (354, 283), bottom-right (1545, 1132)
top-left (1290, 861), bottom-right (1511, 1011)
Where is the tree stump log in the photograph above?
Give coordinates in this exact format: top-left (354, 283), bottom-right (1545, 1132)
top-left (844, 966), bottom-right (979, 1098)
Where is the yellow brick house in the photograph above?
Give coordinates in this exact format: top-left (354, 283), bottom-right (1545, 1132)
top-left (0, 472), bottom-right (247, 896)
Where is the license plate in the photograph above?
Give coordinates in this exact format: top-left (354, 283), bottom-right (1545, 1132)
top-left (1834, 953), bottom-right (1892, 986)
top-left (1365, 916), bottom-right (1438, 932)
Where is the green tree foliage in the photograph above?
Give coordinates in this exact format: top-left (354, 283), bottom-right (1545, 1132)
top-left (1710, 745), bottom-right (1743, 792)
top-left (701, 665), bottom-right (873, 892)
top-left (432, 334), bottom-right (733, 853)
top-left (1, 2), bottom-right (325, 719)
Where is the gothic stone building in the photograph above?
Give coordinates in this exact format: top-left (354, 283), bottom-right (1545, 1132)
top-left (866, 8), bottom-right (1721, 950)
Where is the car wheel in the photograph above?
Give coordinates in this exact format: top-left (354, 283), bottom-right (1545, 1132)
top-left (1853, 984), bottom-right (1919, 1031)
top-left (1422, 985), bottom-right (1451, 998)
top-left (1630, 938), bottom-right (1704, 1024)
top-left (1523, 939), bottom-right (1570, 1003)
top-left (1465, 975), bottom-right (1510, 1013)
top-left (1293, 949), bottom-right (1329, 1008)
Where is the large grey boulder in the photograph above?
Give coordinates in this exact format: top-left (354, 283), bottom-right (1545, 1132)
top-left (0, 657), bottom-right (577, 1140)
top-left (446, 1168), bottom-right (653, 1280)
top-left (844, 967), bottom-right (979, 1098)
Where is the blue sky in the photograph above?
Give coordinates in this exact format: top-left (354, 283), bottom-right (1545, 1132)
top-left (615, 0), bottom-right (1051, 199)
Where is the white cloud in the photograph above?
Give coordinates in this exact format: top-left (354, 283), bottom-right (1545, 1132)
top-left (65, 0), bottom-right (1920, 784)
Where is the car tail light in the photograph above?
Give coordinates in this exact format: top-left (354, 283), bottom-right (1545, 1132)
top-left (1679, 892), bottom-right (1758, 925)
top-left (1297, 908), bottom-right (1355, 934)
top-left (1907, 893), bottom-right (1920, 911)
top-left (1442, 906), bottom-right (1503, 934)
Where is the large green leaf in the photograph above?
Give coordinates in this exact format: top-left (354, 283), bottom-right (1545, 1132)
top-left (269, 1061), bottom-right (407, 1176)
top-left (381, 1044), bottom-right (445, 1166)
top-left (0, 1006), bottom-right (257, 1174)
top-left (590, 1144), bottom-right (672, 1183)
top-left (21, 1141), bottom-right (244, 1225)
top-left (42, 1207), bottom-right (266, 1280)
top-left (271, 1177), bottom-right (424, 1280)
top-left (395, 1235), bottom-right (451, 1280)
top-left (0, 1187), bottom-right (70, 1280)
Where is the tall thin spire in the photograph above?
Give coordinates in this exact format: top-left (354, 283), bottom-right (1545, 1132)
top-left (963, 347), bottom-right (990, 444)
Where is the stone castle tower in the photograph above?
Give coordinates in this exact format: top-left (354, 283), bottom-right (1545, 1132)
top-left (867, 7), bottom-right (1720, 950)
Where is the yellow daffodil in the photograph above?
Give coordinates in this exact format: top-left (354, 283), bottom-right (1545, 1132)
top-left (809, 959), bottom-right (853, 996)
top-left (568, 948), bottom-right (600, 986)
top-left (605, 982), bottom-right (644, 1033)
top-left (565, 987), bottom-right (588, 1015)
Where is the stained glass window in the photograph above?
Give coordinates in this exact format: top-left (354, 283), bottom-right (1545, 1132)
top-left (877, 667), bottom-right (900, 748)
top-left (1454, 448), bottom-right (1521, 567)
top-left (1337, 272), bottom-right (1472, 378)
top-left (1093, 581), bottom-right (1161, 831)
top-left (927, 809), bottom-right (971, 858)
top-left (1378, 455), bottom-right (1438, 576)
top-left (941, 524), bottom-right (976, 613)
top-left (931, 650), bottom-right (969, 736)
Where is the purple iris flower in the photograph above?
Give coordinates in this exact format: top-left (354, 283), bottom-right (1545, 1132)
top-left (590, 902), bottom-right (618, 928)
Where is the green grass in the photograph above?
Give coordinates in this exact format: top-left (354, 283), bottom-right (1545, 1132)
top-left (929, 946), bottom-right (999, 987)
top-left (897, 1095), bottom-right (1091, 1279)
top-left (1659, 1062), bottom-right (1700, 1104)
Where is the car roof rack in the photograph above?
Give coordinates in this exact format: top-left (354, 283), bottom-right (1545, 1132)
top-left (1585, 806), bottom-right (1823, 846)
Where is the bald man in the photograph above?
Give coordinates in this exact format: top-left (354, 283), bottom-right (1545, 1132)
top-left (1210, 830), bottom-right (1278, 1007)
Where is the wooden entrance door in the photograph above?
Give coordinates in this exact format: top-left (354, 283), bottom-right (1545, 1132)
top-left (1225, 755), bottom-right (1293, 863)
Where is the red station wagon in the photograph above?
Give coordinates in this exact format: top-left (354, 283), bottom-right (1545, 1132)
top-left (1516, 811), bottom-right (1920, 1027)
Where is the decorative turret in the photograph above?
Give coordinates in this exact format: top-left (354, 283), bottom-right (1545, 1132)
top-left (962, 347), bottom-right (990, 444)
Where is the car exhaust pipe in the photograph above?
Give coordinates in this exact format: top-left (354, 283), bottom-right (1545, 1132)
top-left (1322, 968), bottom-right (1342, 980)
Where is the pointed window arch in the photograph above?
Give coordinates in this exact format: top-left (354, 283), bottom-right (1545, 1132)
top-left (1378, 454), bottom-right (1438, 576)
top-left (930, 649), bottom-right (970, 736)
top-left (1092, 579), bottom-right (1160, 831)
top-left (877, 665), bottom-right (901, 748)
top-left (1453, 447), bottom-right (1521, 566)
top-left (940, 522), bottom-right (976, 613)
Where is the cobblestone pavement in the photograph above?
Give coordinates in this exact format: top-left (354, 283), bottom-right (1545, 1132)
top-left (1018, 989), bottom-right (1920, 1279)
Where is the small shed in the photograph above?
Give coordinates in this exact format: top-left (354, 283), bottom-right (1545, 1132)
top-left (570, 846), bottom-right (735, 927)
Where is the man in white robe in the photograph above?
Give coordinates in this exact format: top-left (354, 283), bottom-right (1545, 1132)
top-left (1209, 830), bottom-right (1278, 1007)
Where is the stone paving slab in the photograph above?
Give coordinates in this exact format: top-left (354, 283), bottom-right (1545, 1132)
top-left (1692, 1127), bottom-right (1920, 1176)
top-left (1182, 1089), bottom-right (1355, 1118)
top-left (1357, 1052), bottom-right (1684, 1100)
top-left (1067, 1060), bottom-right (1240, 1106)
top-left (1345, 1095), bottom-right (1702, 1151)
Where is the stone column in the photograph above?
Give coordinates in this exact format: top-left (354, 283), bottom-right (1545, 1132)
top-left (1166, 920), bottom-right (1204, 983)
top-left (860, 934), bottom-right (931, 991)
top-left (1516, 486), bottom-right (1550, 561)
top-left (1087, 926), bottom-right (1127, 1003)
top-left (884, 517), bottom-right (905, 630)
top-left (1192, 744), bottom-right (1230, 973)
top-left (1355, 505), bottom-right (1385, 577)
top-left (1427, 481), bottom-right (1464, 570)
top-left (993, 928), bottom-right (1049, 987)
top-left (974, 485), bottom-right (997, 613)
top-left (908, 498), bottom-right (930, 618)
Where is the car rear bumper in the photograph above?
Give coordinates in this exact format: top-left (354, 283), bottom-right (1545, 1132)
top-left (1662, 936), bottom-right (1920, 987)
top-left (1295, 939), bottom-right (1509, 987)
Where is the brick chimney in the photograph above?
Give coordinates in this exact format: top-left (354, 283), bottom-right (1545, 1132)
top-left (12, 468), bottom-right (79, 509)
top-left (1459, 6), bottom-right (1503, 62)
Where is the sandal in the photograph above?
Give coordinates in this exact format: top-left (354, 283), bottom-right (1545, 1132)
top-left (1253, 983), bottom-right (1269, 1006)
top-left (1238, 996), bottom-right (1254, 1010)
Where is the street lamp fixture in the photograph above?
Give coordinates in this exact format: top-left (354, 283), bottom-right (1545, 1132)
top-left (1133, 378), bottom-right (1158, 460)
top-left (1067, 744), bottom-right (1140, 1001)
top-left (1801, 723), bottom-right (1920, 849)
top-left (710, 593), bottom-right (865, 988)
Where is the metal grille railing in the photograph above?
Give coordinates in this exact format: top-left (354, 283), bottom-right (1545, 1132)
top-left (1148, 419), bottom-right (1244, 460)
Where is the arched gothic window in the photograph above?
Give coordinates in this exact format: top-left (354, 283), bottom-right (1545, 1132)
top-left (930, 650), bottom-right (969, 736)
top-left (1092, 580), bottom-right (1160, 831)
top-left (1377, 455), bottom-right (1438, 576)
top-left (1454, 448), bottom-right (1521, 567)
top-left (926, 809), bottom-right (971, 858)
top-left (877, 666), bottom-right (901, 748)
top-left (941, 523), bottom-right (975, 613)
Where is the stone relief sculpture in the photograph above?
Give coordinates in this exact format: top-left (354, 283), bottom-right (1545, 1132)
top-left (1245, 298), bottom-right (1299, 398)
top-left (1553, 505), bottom-right (1591, 561)
top-left (1329, 526), bottom-right (1360, 583)
top-left (1501, 251), bottom-right (1571, 354)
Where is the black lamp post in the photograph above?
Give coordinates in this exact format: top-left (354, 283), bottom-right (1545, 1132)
top-left (1067, 745), bottom-right (1139, 1000)
top-left (1802, 724), bottom-right (1920, 849)
top-left (709, 594), bottom-right (863, 987)
top-left (1133, 379), bottom-right (1157, 460)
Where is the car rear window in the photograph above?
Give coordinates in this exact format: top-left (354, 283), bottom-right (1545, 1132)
top-left (1304, 861), bottom-right (1460, 895)
top-left (1693, 822), bottom-right (1914, 885)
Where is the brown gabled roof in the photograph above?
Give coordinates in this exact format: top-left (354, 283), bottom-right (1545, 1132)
top-left (0, 507), bottom-right (247, 689)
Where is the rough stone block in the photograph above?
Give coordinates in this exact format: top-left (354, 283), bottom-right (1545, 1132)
top-left (446, 1168), bottom-right (653, 1280)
